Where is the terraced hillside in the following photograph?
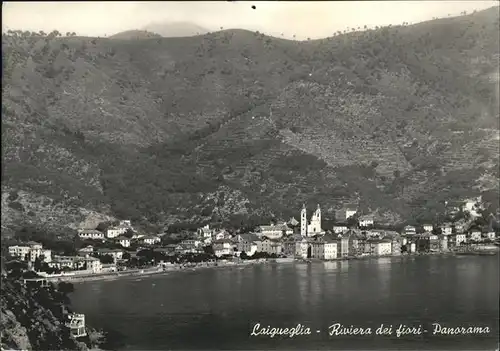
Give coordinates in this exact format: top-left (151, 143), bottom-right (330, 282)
top-left (2, 7), bottom-right (499, 234)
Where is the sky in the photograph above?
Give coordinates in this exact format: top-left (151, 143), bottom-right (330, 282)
top-left (3, 1), bottom-right (499, 39)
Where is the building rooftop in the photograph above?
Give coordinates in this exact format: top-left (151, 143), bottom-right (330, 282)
top-left (143, 235), bottom-right (160, 240)
top-left (115, 235), bottom-right (131, 240)
top-left (239, 233), bottom-right (261, 242)
top-left (97, 248), bottom-right (123, 253)
top-left (213, 239), bottom-right (234, 244)
top-left (78, 229), bottom-right (103, 233)
top-left (108, 225), bottom-right (130, 230)
top-left (26, 241), bottom-right (42, 246)
top-left (259, 223), bottom-right (291, 231)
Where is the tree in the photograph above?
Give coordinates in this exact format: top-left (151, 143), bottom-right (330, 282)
top-left (95, 221), bottom-right (110, 232)
top-left (203, 246), bottom-right (215, 255)
top-left (6, 260), bottom-right (28, 278)
top-left (137, 249), bottom-right (154, 262)
top-left (347, 214), bottom-right (359, 228)
top-left (123, 229), bottom-right (134, 238)
top-left (99, 254), bottom-right (114, 264)
top-left (432, 227), bottom-right (442, 235)
top-left (34, 257), bottom-right (43, 272)
top-left (240, 251), bottom-right (248, 260)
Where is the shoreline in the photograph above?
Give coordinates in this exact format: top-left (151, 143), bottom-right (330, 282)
top-left (47, 259), bottom-right (272, 284)
top-left (51, 251), bottom-right (479, 284)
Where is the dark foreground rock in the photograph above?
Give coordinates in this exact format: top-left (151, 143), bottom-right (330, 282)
top-left (0, 276), bottom-right (97, 350)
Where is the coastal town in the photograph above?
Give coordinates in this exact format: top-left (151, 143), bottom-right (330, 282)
top-left (4, 197), bottom-right (499, 285)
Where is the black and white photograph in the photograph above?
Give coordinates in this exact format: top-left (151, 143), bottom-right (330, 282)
top-left (1, 1), bottom-right (499, 350)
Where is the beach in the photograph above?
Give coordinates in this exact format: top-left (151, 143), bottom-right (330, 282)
top-left (44, 259), bottom-right (272, 284)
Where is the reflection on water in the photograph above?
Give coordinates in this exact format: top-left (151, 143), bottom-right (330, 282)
top-left (321, 260), bottom-right (349, 272)
top-left (323, 261), bottom-right (338, 270)
top-left (339, 260), bottom-right (349, 272)
top-left (374, 259), bottom-right (391, 297)
top-left (70, 256), bottom-right (499, 351)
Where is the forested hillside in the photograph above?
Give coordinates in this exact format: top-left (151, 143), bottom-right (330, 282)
top-left (2, 7), bottom-right (499, 234)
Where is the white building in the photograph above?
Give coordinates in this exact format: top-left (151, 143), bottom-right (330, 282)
top-left (43, 249), bottom-right (52, 262)
top-left (453, 222), bottom-right (466, 233)
top-left (365, 239), bottom-right (392, 256)
top-left (301, 204), bottom-right (324, 237)
top-left (358, 215), bottom-right (374, 228)
top-left (96, 249), bottom-right (123, 261)
top-left (180, 239), bottom-right (202, 248)
top-left (469, 231), bottom-right (482, 242)
top-left (484, 232), bottom-right (496, 240)
top-left (455, 233), bottom-right (467, 246)
top-left (288, 217), bottom-right (299, 227)
top-left (439, 235), bottom-right (448, 251)
top-left (48, 256), bottom-right (87, 270)
top-left (462, 197), bottom-right (482, 217)
top-left (403, 225), bottom-right (416, 236)
top-left (66, 314), bottom-right (87, 338)
top-left (333, 224), bottom-right (348, 234)
top-left (366, 230), bottom-right (382, 238)
top-left (259, 239), bottom-right (283, 255)
top-left (197, 224), bottom-right (214, 239)
top-left (409, 242), bottom-right (416, 253)
top-left (116, 236), bottom-right (131, 248)
top-left (29, 247), bottom-right (52, 263)
top-left (336, 207), bottom-right (358, 222)
top-left (28, 243), bottom-right (43, 261)
top-left (214, 230), bottom-right (231, 241)
top-left (78, 229), bottom-right (105, 240)
top-left (311, 237), bottom-right (338, 260)
top-left (338, 235), bottom-right (350, 258)
top-left (441, 225), bottom-right (453, 236)
top-left (142, 235), bottom-right (161, 245)
top-left (296, 238), bottom-right (311, 258)
top-left (8, 245), bottom-right (31, 260)
top-left (213, 239), bottom-right (235, 257)
top-left (283, 236), bottom-right (310, 258)
top-left (235, 234), bottom-right (260, 256)
top-left (423, 224), bottom-right (434, 232)
top-left (77, 246), bottom-right (94, 256)
top-left (106, 226), bottom-right (128, 238)
top-left (84, 257), bottom-right (103, 273)
top-left (9, 242), bottom-right (51, 262)
top-left (119, 220), bottom-right (132, 227)
top-left (258, 222), bottom-right (292, 239)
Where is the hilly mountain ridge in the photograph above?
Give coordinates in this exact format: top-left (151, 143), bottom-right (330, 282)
top-left (109, 30), bottom-right (162, 40)
top-left (2, 7), bottom-right (499, 235)
top-left (141, 21), bottom-right (210, 37)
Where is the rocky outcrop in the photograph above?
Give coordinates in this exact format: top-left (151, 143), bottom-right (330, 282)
top-left (0, 278), bottom-right (88, 351)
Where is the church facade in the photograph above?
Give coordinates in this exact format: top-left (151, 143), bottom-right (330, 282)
top-left (300, 204), bottom-right (325, 237)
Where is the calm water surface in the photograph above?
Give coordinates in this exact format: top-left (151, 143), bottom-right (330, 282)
top-left (70, 255), bottom-right (499, 350)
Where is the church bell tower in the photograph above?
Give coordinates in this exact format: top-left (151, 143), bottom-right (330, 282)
top-left (300, 204), bottom-right (307, 237)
